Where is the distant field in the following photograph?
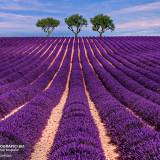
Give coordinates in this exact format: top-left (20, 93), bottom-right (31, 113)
top-left (0, 36), bottom-right (160, 159)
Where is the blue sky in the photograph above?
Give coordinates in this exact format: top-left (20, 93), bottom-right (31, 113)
top-left (0, 0), bottom-right (160, 36)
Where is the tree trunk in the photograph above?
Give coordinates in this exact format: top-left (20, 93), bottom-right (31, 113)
top-left (100, 32), bottom-right (103, 37)
top-left (75, 32), bottom-right (78, 38)
top-left (47, 32), bottom-right (52, 37)
top-left (47, 29), bottom-right (53, 37)
top-left (47, 33), bottom-right (50, 37)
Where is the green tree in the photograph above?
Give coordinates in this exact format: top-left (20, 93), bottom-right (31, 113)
top-left (65, 14), bottom-right (87, 37)
top-left (90, 14), bottom-right (115, 37)
top-left (36, 17), bottom-right (60, 37)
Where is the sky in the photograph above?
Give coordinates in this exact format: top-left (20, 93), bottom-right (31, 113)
top-left (0, 0), bottom-right (160, 37)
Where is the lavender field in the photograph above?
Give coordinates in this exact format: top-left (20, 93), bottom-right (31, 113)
top-left (0, 37), bottom-right (160, 160)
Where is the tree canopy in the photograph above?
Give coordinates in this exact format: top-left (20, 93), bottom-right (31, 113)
top-left (36, 17), bottom-right (60, 37)
top-left (90, 14), bottom-right (115, 37)
top-left (65, 14), bottom-right (87, 37)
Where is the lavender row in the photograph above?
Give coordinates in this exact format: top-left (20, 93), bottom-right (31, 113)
top-left (104, 38), bottom-right (160, 75)
top-left (0, 38), bottom-right (68, 118)
top-left (102, 38), bottom-right (160, 74)
top-left (90, 39), bottom-right (160, 105)
top-left (0, 42), bottom-right (30, 65)
top-left (0, 38), bottom-right (48, 71)
top-left (0, 39), bottom-right (65, 95)
top-left (0, 44), bottom-right (43, 79)
top-left (0, 38), bottom-right (73, 160)
top-left (80, 38), bottom-right (160, 160)
top-left (84, 38), bottom-right (160, 130)
top-left (0, 42), bottom-right (49, 81)
top-left (97, 38), bottom-right (160, 91)
top-left (49, 40), bottom-right (105, 160)
top-left (0, 38), bottom-right (54, 72)
top-left (0, 39), bottom-right (57, 86)
top-left (0, 39), bottom-right (45, 66)
top-left (102, 37), bottom-right (160, 64)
